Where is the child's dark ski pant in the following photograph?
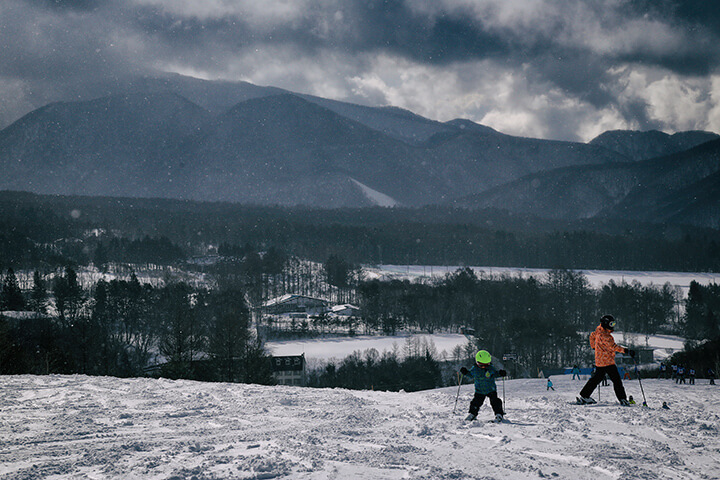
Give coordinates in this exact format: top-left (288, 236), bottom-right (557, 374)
top-left (469, 391), bottom-right (504, 415)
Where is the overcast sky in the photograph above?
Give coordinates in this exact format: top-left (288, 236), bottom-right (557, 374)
top-left (2, 0), bottom-right (720, 141)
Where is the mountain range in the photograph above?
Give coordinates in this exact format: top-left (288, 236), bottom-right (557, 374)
top-left (0, 74), bottom-right (718, 227)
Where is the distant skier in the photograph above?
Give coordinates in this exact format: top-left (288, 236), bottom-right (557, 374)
top-left (677, 366), bottom-right (686, 384)
top-left (459, 350), bottom-right (507, 422)
top-left (628, 395), bottom-right (636, 405)
top-left (659, 363), bottom-right (667, 379)
top-left (662, 401), bottom-right (670, 409)
top-left (547, 378), bottom-right (555, 391)
top-left (577, 315), bottom-right (635, 406)
top-left (689, 368), bottom-right (696, 385)
top-left (708, 368), bottom-right (716, 385)
top-left (571, 365), bottom-right (581, 380)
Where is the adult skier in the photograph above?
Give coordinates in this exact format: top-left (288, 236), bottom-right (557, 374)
top-left (459, 350), bottom-right (507, 422)
top-left (577, 315), bottom-right (635, 405)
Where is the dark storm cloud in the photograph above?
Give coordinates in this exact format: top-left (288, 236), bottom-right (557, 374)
top-left (2, 0), bottom-right (720, 139)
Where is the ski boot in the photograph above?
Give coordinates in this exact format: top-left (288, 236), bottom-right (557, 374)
top-left (494, 413), bottom-right (504, 423)
top-left (577, 396), bottom-right (597, 405)
top-left (464, 413), bottom-right (477, 421)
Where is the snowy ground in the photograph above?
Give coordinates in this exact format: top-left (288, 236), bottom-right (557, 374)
top-left (266, 332), bottom-right (684, 365)
top-left (267, 333), bottom-right (469, 363)
top-left (2, 374), bottom-right (718, 479)
top-left (365, 265), bottom-right (720, 293)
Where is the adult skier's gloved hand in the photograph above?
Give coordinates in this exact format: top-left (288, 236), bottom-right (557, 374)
top-left (627, 349), bottom-right (636, 358)
top-left (498, 369), bottom-right (507, 377)
top-left (460, 367), bottom-right (469, 376)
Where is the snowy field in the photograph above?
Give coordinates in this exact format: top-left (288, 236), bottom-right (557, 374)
top-left (366, 265), bottom-right (720, 293)
top-left (267, 332), bottom-right (685, 364)
top-left (2, 374), bottom-right (718, 479)
top-left (267, 333), bottom-right (469, 363)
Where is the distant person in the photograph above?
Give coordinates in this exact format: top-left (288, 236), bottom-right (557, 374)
top-left (677, 366), bottom-right (686, 384)
top-left (708, 368), bottom-right (716, 385)
top-left (662, 401), bottom-right (670, 409)
top-left (547, 378), bottom-right (555, 391)
top-left (671, 364), bottom-right (678, 381)
top-left (659, 363), bottom-right (667, 379)
top-left (623, 369), bottom-right (631, 380)
top-left (571, 365), bottom-right (581, 380)
top-left (689, 368), bottom-right (696, 385)
top-left (459, 350), bottom-right (507, 422)
top-left (576, 315), bottom-right (635, 406)
top-left (628, 395), bottom-right (636, 405)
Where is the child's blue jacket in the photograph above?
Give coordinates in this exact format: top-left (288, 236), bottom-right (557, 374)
top-left (465, 364), bottom-right (501, 395)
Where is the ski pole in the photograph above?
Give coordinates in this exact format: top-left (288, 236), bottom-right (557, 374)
top-left (502, 375), bottom-right (506, 410)
top-left (632, 356), bottom-right (648, 406)
top-left (453, 371), bottom-right (462, 414)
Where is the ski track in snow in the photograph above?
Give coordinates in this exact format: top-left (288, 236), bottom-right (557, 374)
top-left (1, 375), bottom-right (719, 479)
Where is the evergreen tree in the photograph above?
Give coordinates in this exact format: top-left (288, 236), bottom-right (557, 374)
top-left (159, 283), bottom-right (204, 379)
top-left (28, 270), bottom-right (47, 314)
top-left (1, 268), bottom-right (25, 311)
top-left (205, 288), bottom-right (251, 382)
top-left (325, 255), bottom-right (351, 288)
top-left (684, 281), bottom-right (706, 340)
top-left (53, 267), bottom-right (84, 327)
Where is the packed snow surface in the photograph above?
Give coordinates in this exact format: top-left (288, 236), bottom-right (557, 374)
top-left (2, 374), bottom-right (718, 479)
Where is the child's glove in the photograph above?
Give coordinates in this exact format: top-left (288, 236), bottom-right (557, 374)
top-left (460, 367), bottom-right (469, 376)
top-left (498, 369), bottom-right (507, 377)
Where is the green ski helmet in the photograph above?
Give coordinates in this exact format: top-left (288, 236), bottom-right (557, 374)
top-left (475, 350), bottom-right (492, 364)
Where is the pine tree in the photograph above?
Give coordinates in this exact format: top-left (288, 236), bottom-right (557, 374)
top-left (28, 270), bottom-right (47, 314)
top-left (1, 268), bottom-right (26, 311)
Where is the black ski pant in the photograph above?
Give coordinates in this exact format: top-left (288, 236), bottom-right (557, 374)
top-left (580, 364), bottom-right (627, 401)
top-left (469, 391), bottom-right (504, 416)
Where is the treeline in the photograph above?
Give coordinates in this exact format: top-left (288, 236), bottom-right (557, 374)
top-left (356, 268), bottom-right (681, 375)
top-left (3, 191), bottom-right (720, 272)
top-left (0, 267), bottom-right (273, 383)
top-left (307, 348), bottom-right (443, 392)
top-left (2, 261), bottom-right (719, 387)
top-left (93, 236), bottom-right (185, 266)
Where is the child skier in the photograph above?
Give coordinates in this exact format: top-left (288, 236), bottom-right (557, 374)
top-left (459, 350), bottom-right (507, 422)
top-left (547, 378), bottom-right (555, 391)
top-left (577, 315), bottom-right (635, 406)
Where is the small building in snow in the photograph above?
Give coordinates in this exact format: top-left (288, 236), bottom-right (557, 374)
top-left (271, 354), bottom-right (306, 386)
top-left (330, 304), bottom-right (361, 317)
top-left (260, 294), bottom-right (329, 316)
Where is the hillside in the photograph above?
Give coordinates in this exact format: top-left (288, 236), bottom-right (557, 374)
top-left (0, 85), bottom-right (630, 208)
top-left (589, 129), bottom-right (719, 161)
top-left (1, 75), bottom-right (718, 224)
top-left (2, 374), bottom-right (717, 479)
top-left (454, 138), bottom-right (720, 227)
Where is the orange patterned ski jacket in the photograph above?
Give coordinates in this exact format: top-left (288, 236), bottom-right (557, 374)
top-left (589, 324), bottom-right (626, 367)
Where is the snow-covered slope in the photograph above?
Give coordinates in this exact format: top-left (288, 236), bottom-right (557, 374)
top-left (2, 374), bottom-right (718, 479)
